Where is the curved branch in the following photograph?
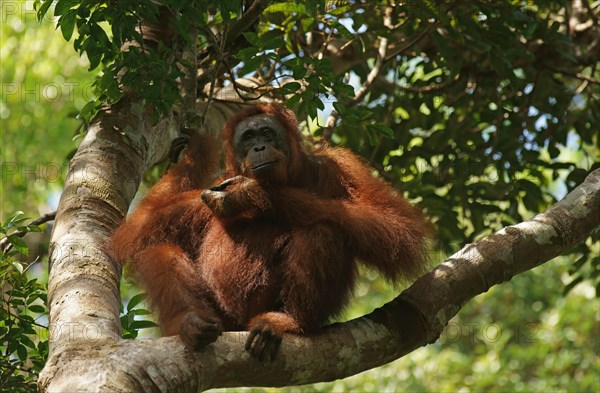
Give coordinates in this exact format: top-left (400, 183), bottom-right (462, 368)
top-left (402, 167), bottom-right (600, 342)
top-left (39, 167), bottom-right (599, 391)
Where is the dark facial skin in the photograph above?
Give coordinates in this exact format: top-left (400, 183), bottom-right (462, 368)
top-left (233, 114), bottom-right (289, 184)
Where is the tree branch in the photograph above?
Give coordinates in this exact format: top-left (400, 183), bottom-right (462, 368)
top-left (556, 69), bottom-right (600, 84)
top-left (374, 72), bottom-right (462, 94)
top-left (323, 36), bottom-right (389, 139)
top-left (223, 0), bottom-right (267, 49)
top-left (0, 211), bottom-right (56, 254)
top-left (39, 167), bottom-right (600, 392)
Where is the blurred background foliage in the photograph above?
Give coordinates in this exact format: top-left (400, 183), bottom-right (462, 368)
top-left (1, 1), bottom-right (96, 216)
top-left (1, 0), bottom-right (599, 391)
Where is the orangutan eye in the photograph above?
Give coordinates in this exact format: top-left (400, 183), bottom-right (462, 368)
top-left (262, 128), bottom-right (273, 140)
top-left (242, 131), bottom-right (254, 142)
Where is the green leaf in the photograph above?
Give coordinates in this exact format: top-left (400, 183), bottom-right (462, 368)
top-left (306, 0), bottom-right (324, 17)
top-left (28, 305), bottom-right (46, 313)
top-left (19, 335), bottom-right (36, 349)
top-left (315, 97), bottom-right (324, 110)
top-left (333, 102), bottom-right (346, 115)
top-left (239, 56), bottom-right (264, 75)
top-left (17, 224), bottom-right (41, 233)
top-left (236, 46), bottom-right (259, 60)
top-left (36, 0), bottom-right (53, 20)
top-left (263, 38), bottom-right (286, 50)
top-left (126, 293), bottom-right (146, 312)
top-left (264, 3), bottom-right (303, 14)
top-left (6, 211), bottom-right (27, 227)
top-left (12, 261), bottom-right (24, 274)
top-left (242, 32), bottom-right (260, 47)
top-left (327, 4), bottom-right (351, 16)
top-left (59, 10), bottom-right (77, 41)
top-left (280, 82), bottom-right (302, 94)
top-left (301, 17), bottom-right (316, 32)
top-left (130, 309), bottom-right (151, 316)
top-left (86, 45), bottom-right (103, 70)
top-left (366, 125), bottom-right (378, 145)
top-left (374, 124), bottom-right (394, 139)
top-left (17, 344), bottom-right (28, 361)
top-left (330, 19), bottom-right (353, 38)
top-left (286, 94), bottom-right (301, 109)
top-left (130, 320), bottom-right (158, 329)
top-left (79, 100), bottom-right (98, 126)
top-left (555, 48), bottom-right (578, 64)
top-left (523, 21), bottom-right (538, 39)
top-left (394, 106), bottom-right (410, 120)
top-left (120, 315), bottom-right (130, 330)
top-left (290, 62), bottom-right (307, 79)
top-left (54, 0), bottom-right (79, 17)
top-left (421, 68), bottom-right (443, 82)
top-left (8, 236), bottom-right (28, 255)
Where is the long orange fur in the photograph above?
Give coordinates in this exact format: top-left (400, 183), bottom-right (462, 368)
top-left (109, 103), bottom-right (429, 338)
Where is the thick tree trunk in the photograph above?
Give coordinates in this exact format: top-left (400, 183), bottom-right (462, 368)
top-left (39, 97), bottom-right (176, 391)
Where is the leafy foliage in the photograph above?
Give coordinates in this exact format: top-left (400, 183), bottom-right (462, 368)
top-left (34, 0), bottom-right (256, 120)
top-left (120, 292), bottom-right (158, 339)
top-left (0, 213), bottom-right (48, 392)
top-left (0, 3), bottom-right (98, 219)
top-left (0, 212), bottom-right (156, 389)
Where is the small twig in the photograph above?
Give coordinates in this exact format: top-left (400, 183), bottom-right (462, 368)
top-left (4, 307), bottom-right (48, 330)
top-left (550, 68), bottom-right (600, 84)
top-left (196, 1), bottom-right (267, 105)
top-left (573, 71), bottom-right (600, 84)
top-left (22, 212), bottom-right (56, 228)
top-left (198, 24), bottom-right (223, 60)
top-left (260, 48), bottom-right (280, 81)
top-left (384, 26), bottom-right (431, 62)
top-left (581, 0), bottom-right (599, 25)
top-left (324, 35), bottom-right (389, 138)
top-left (323, 22), bottom-right (432, 141)
top-left (223, 0), bottom-right (267, 49)
top-left (353, 37), bottom-right (388, 104)
top-left (311, 24), bottom-right (336, 59)
top-left (201, 36), bottom-right (225, 126)
top-left (375, 72), bottom-right (462, 94)
top-left (199, 19), bottom-right (233, 129)
top-left (21, 256), bottom-right (41, 275)
top-left (0, 364), bottom-right (19, 381)
top-left (223, 56), bottom-right (294, 101)
top-left (1, 362), bottom-right (36, 376)
top-left (0, 212), bottom-right (56, 254)
top-left (201, 65), bottom-right (220, 125)
top-left (231, 73), bottom-right (294, 92)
